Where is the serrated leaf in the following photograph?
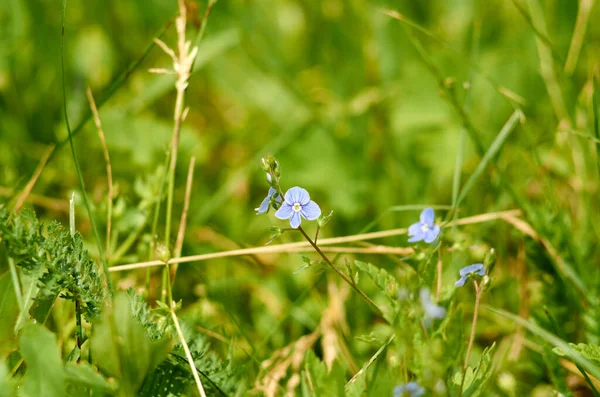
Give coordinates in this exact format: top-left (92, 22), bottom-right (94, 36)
top-left (353, 261), bottom-right (398, 300)
top-left (554, 343), bottom-right (600, 364)
top-left (354, 260), bottom-right (399, 322)
top-left (19, 323), bottom-right (66, 397)
top-left (303, 350), bottom-right (334, 397)
top-left (355, 333), bottom-right (385, 345)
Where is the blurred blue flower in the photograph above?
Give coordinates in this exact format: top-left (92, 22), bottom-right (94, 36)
top-left (420, 288), bottom-right (445, 325)
top-left (275, 186), bottom-right (321, 229)
top-left (393, 382), bottom-right (425, 397)
top-left (455, 263), bottom-right (485, 287)
top-left (408, 208), bottom-right (440, 243)
top-left (255, 187), bottom-right (282, 215)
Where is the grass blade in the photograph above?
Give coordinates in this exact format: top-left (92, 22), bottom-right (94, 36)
top-left (456, 110), bottom-right (523, 207)
top-left (489, 307), bottom-right (600, 381)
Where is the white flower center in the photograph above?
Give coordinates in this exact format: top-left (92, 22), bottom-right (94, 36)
top-left (292, 203), bottom-right (302, 212)
top-left (421, 223), bottom-right (430, 232)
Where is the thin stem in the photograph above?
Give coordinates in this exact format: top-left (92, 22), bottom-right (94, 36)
top-left (465, 281), bottom-right (482, 369)
top-left (147, 153), bottom-right (171, 300)
top-left (170, 306), bottom-right (207, 397)
top-left (458, 280), bottom-right (483, 397)
top-left (297, 226), bottom-right (382, 317)
top-left (435, 247), bottom-right (443, 302)
top-left (75, 299), bottom-right (83, 356)
top-left (70, 193), bottom-right (83, 360)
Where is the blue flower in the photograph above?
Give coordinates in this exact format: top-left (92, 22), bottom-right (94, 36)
top-left (420, 288), bottom-right (445, 325)
top-left (393, 382), bottom-right (425, 397)
top-left (455, 263), bottom-right (485, 287)
top-left (275, 186), bottom-right (321, 229)
top-left (408, 208), bottom-right (440, 243)
top-left (255, 187), bottom-right (282, 215)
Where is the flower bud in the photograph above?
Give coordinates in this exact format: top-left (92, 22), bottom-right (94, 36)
top-left (260, 156), bottom-right (271, 173)
top-left (155, 242), bottom-right (171, 263)
top-left (484, 248), bottom-right (497, 274)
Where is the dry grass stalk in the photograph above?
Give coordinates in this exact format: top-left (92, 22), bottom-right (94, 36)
top-left (152, 0), bottom-right (198, 247)
top-left (171, 156), bottom-right (195, 281)
top-left (110, 209), bottom-right (523, 272)
top-left (254, 330), bottom-right (320, 397)
top-left (13, 144), bottom-right (55, 213)
top-left (0, 186), bottom-right (68, 212)
top-left (320, 281), bottom-right (351, 372)
top-left (86, 87), bottom-right (114, 258)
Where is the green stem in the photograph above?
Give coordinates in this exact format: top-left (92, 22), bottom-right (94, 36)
top-left (297, 226), bottom-right (382, 317)
top-left (70, 193), bottom-right (83, 360)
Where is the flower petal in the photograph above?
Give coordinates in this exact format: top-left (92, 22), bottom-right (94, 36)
top-left (285, 186), bottom-right (310, 205)
top-left (459, 263), bottom-right (485, 276)
top-left (474, 263), bottom-right (485, 276)
top-left (424, 225), bottom-right (440, 243)
top-left (426, 303), bottom-right (446, 319)
top-left (289, 211), bottom-right (302, 229)
top-left (408, 222), bottom-right (422, 236)
top-left (408, 230), bottom-right (425, 243)
top-left (301, 200), bottom-right (321, 220)
top-left (455, 276), bottom-right (468, 287)
top-left (274, 203), bottom-right (293, 220)
top-left (420, 207), bottom-right (435, 226)
top-left (255, 195), bottom-right (271, 214)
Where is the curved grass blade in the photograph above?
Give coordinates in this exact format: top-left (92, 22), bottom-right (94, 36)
top-left (488, 307), bottom-right (600, 381)
top-left (61, 0), bottom-right (113, 296)
top-left (456, 110), bottom-right (523, 207)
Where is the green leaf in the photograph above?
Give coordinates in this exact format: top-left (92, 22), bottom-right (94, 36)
top-left (0, 272), bottom-right (19, 358)
top-left (91, 292), bottom-right (171, 396)
top-left (451, 343), bottom-right (495, 397)
top-left (65, 362), bottom-right (116, 395)
top-left (456, 110), bottom-right (523, 207)
top-left (354, 260), bottom-right (398, 322)
top-left (302, 350), bottom-right (337, 397)
top-left (0, 360), bottom-right (17, 397)
top-left (554, 343), bottom-right (600, 364)
top-left (344, 368), bottom-right (367, 397)
top-left (19, 323), bottom-right (66, 397)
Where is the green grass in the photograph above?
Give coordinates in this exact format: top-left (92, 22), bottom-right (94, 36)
top-left (1, 0), bottom-right (599, 396)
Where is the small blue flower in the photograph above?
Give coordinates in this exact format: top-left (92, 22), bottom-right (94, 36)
top-left (255, 187), bottom-right (282, 215)
top-left (408, 208), bottom-right (440, 243)
top-left (393, 382), bottom-right (425, 397)
top-left (455, 263), bottom-right (486, 287)
top-left (275, 186), bottom-right (321, 229)
top-left (420, 288), bottom-right (445, 325)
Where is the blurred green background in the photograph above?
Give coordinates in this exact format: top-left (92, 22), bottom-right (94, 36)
top-left (1, 0), bottom-right (600, 394)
